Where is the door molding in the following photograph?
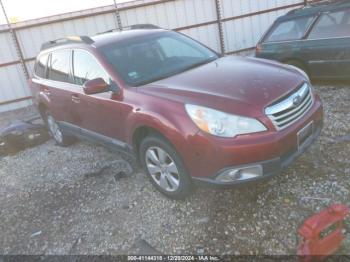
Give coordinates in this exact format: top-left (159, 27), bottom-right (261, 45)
top-left (59, 121), bottom-right (135, 158)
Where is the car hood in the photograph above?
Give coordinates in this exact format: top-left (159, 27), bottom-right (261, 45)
top-left (138, 56), bottom-right (306, 117)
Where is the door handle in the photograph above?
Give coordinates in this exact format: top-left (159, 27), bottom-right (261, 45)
top-left (71, 94), bottom-right (80, 103)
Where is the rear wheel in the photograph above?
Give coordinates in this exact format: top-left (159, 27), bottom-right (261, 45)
top-left (139, 134), bottom-right (193, 200)
top-left (44, 111), bottom-right (75, 146)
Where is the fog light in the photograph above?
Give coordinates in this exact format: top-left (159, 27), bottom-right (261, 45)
top-left (216, 165), bottom-right (263, 183)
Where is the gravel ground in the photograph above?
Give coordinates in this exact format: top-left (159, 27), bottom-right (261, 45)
top-left (0, 83), bottom-right (349, 256)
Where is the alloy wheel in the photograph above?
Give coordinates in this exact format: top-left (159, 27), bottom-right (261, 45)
top-left (145, 146), bottom-right (180, 192)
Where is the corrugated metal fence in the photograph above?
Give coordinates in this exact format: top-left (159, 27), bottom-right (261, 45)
top-left (0, 0), bottom-right (319, 112)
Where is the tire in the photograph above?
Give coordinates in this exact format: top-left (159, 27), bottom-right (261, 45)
top-left (285, 60), bottom-right (310, 78)
top-left (43, 111), bottom-right (75, 146)
top-left (139, 133), bottom-right (193, 200)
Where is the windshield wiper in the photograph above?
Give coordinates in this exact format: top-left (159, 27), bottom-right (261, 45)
top-left (135, 58), bottom-right (217, 86)
top-left (135, 71), bottom-right (182, 86)
top-left (179, 57), bottom-right (217, 73)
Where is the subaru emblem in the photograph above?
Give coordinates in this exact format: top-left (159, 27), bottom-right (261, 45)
top-left (293, 95), bottom-right (302, 107)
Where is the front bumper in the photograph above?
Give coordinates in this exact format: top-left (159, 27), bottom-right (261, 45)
top-left (183, 94), bottom-right (323, 187)
top-left (192, 122), bottom-right (322, 187)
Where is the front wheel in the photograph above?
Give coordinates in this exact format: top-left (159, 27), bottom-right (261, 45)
top-left (139, 134), bottom-right (193, 200)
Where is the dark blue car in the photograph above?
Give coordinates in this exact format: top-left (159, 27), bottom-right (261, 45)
top-left (256, 0), bottom-right (350, 80)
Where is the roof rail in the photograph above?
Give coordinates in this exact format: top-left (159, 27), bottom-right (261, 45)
top-left (97, 24), bottom-right (161, 35)
top-left (130, 24), bottom-right (160, 30)
top-left (287, 0), bottom-right (348, 15)
top-left (307, 0), bottom-right (348, 6)
top-left (40, 36), bottom-right (94, 51)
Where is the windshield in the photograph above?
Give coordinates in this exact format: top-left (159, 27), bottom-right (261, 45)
top-left (100, 31), bottom-right (218, 86)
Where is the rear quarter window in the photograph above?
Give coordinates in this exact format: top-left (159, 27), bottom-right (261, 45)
top-left (34, 53), bottom-right (49, 78)
top-left (265, 16), bottom-right (314, 42)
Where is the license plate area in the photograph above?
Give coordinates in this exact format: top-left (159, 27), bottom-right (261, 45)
top-left (297, 121), bottom-right (314, 151)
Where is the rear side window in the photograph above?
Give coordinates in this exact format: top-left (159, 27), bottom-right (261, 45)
top-left (48, 49), bottom-right (72, 83)
top-left (265, 16), bottom-right (314, 42)
top-left (72, 50), bottom-right (110, 85)
top-left (35, 53), bottom-right (49, 78)
top-left (308, 9), bottom-right (350, 39)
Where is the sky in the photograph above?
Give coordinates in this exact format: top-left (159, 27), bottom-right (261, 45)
top-left (0, 0), bottom-right (131, 24)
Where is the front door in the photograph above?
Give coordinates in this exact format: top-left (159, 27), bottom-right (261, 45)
top-left (70, 49), bottom-right (124, 141)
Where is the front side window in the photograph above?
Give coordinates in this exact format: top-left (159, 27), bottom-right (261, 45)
top-left (35, 53), bottom-right (49, 78)
top-left (72, 50), bottom-right (110, 85)
top-left (48, 49), bottom-right (71, 83)
top-left (308, 9), bottom-right (350, 39)
top-left (100, 31), bottom-right (218, 86)
top-left (265, 16), bottom-right (314, 42)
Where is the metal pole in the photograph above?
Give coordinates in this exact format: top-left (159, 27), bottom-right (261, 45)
top-left (215, 0), bottom-right (225, 55)
top-left (113, 0), bottom-right (123, 30)
top-left (0, 0), bottom-right (29, 79)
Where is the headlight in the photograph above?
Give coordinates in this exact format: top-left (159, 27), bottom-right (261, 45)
top-left (185, 104), bottom-right (267, 138)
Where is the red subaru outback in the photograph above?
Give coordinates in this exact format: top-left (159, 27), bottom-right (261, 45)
top-left (30, 26), bottom-right (323, 199)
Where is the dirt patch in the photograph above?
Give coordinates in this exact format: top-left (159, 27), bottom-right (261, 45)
top-left (0, 84), bottom-right (349, 255)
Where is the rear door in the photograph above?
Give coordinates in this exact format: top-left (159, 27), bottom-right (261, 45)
top-left (45, 49), bottom-right (80, 124)
top-left (302, 8), bottom-right (350, 79)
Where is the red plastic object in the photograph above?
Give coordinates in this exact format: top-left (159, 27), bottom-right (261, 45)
top-left (298, 204), bottom-right (349, 261)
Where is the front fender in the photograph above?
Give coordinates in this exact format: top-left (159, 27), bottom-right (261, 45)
top-left (126, 110), bottom-right (189, 146)
top-left (124, 104), bottom-right (199, 156)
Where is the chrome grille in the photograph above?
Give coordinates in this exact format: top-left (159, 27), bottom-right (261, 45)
top-left (265, 83), bottom-right (313, 130)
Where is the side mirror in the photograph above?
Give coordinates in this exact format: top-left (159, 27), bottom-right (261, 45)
top-left (108, 80), bottom-right (121, 95)
top-left (83, 78), bottom-right (109, 95)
